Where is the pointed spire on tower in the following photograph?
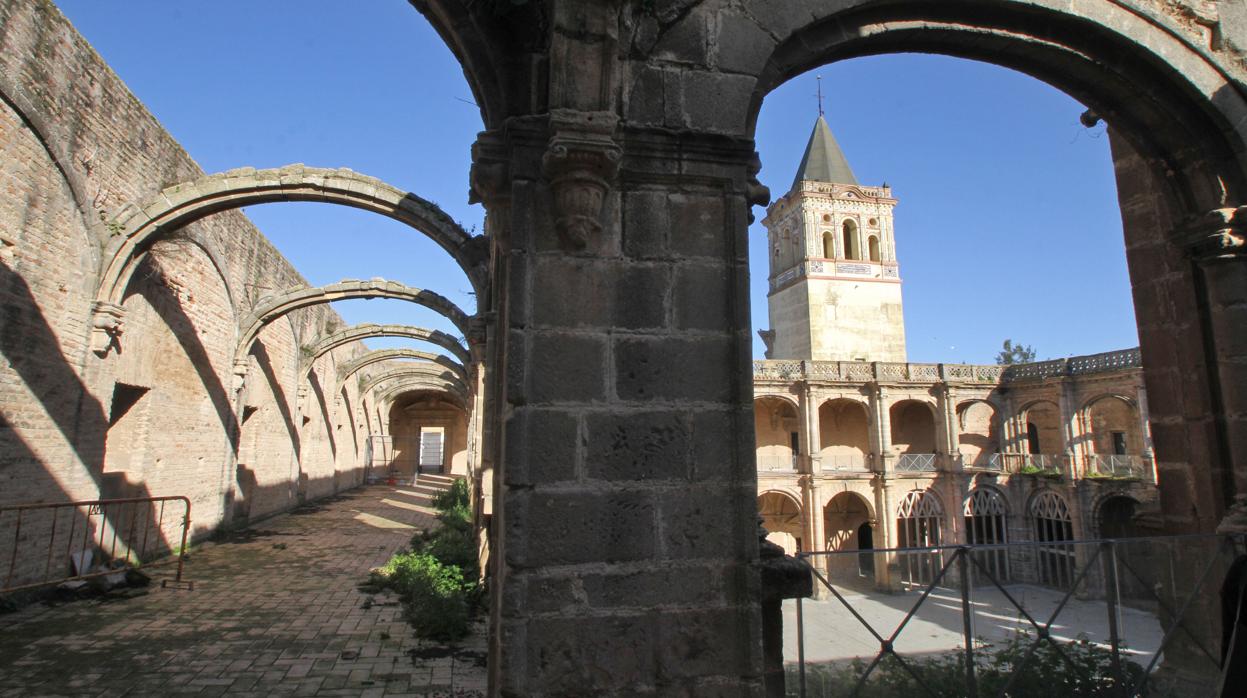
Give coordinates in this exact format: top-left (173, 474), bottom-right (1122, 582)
top-left (791, 113), bottom-right (858, 190)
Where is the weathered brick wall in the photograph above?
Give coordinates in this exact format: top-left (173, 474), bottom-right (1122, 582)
top-left (0, 0), bottom-right (372, 584)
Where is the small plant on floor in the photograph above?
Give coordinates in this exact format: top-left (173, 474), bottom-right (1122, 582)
top-left (372, 477), bottom-right (480, 641)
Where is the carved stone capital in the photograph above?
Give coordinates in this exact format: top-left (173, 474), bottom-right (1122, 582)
top-left (89, 301), bottom-right (125, 356)
top-left (542, 109), bottom-right (621, 251)
top-left (1184, 205), bottom-right (1247, 262)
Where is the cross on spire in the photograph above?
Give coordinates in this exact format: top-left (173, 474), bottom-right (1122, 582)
top-left (816, 75), bottom-right (824, 117)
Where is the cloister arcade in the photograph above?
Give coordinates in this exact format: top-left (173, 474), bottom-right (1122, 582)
top-left (752, 350), bottom-right (1159, 592)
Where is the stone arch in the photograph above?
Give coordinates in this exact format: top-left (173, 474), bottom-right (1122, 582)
top-left (336, 349), bottom-right (467, 390)
top-left (964, 485), bottom-right (1011, 582)
top-left (1029, 488), bottom-right (1076, 587)
top-left (824, 490), bottom-right (875, 580)
top-left (374, 379), bottom-right (467, 408)
top-left (818, 397), bottom-right (871, 469)
top-left (758, 490), bottom-right (804, 554)
top-left (956, 399), bottom-right (1000, 467)
top-left (754, 395), bottom-right (800, 471)
top-left (889, 399), bottom-right (937, 454)
top-left (408, 2), bottom-right (515, 129)
top-left (234, 279), bottom-right (470, 366)
top-left (895, 488), bottom-right (945, 584)
top-left (304, 323), bottom-right (470, 367)
top-left (360, 365), bottom-right (468, 398)
top-left (0, 75), bottom-right (99, 242)
top-left (1018, 399), bottom-right (1061, 456)
top-left (384, 387), bottom-right (470, 478)
top-left (744, 1), bottom-right (1247, 208)
top-left (98, 165), bottom-right (488, 312)
top-left (1094, 493), bottom-right (1142, 539)
top-left (1080, 393), bottom-right (1142, 458)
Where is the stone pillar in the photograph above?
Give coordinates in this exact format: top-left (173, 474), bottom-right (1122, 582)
top-left (939, 384), bottom-right (958, 468)
top-left (485, 112), bottom-right (766, 694)
top-left (1058, 380), bottom-right (1082, 475)
top-left (804, 385), bottom-right (821, 474)
top-left (874, 386), bottom-right (892, 474)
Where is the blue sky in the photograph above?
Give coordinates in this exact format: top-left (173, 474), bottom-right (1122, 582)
top-left (55, 2), bottom-right (1137, 364)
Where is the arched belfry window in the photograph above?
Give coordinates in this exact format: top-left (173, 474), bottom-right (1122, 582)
top-left (868, 235), bottom-right (880, 262)
top-left (822, 231), bottom-right (833, 259)
top-left (842, 220), bottom-right (860, 260)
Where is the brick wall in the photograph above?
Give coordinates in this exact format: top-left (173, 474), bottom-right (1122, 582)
top-left (0, 0), bottom-right (372, 586)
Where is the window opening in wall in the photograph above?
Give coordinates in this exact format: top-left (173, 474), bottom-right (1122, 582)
top-left (419, 426), bottom-right (445, 473)
top-left (109, 383), bottom-right (149, 426)
top-left (789, 432), bottom-right (800, 469)
top-left (1111, 431), bottom-right (1127, 455)
top-left (1026, 422), bottom-right (1041, 454)
top-left (822, 231), bottom-right (833, 258)
top-left (1031, 490), bottom-right (1074, 589)
top-left (964, 488), bottom-right (1009, 584)
top-left (868, 235), bottom-right (880, 262)
top-left (896, 489), bottom-right (943, 586)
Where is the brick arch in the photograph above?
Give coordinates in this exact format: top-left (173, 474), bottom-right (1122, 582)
top-left (1078, 392), bottom-right (1137, 413)
top-left (373, 377), bottom-right (468, 407)
top-left (234, 279), bottom-right (470, 366)
top-left (304, 323), bottom-right (470, 367)
top-left (335, 349), bottom-right (467, 389)
top-left (742, 0), bottom-right (1247, 207)
top-left (360, 365), bottom-right (468, 399)
top-left (97, 165), bottom-right (488, 310)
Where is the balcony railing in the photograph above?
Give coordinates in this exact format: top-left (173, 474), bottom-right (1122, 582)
top-left (753, 347), bottom-right (1140, 386)
top-left (790, 534), bottom-right (1245, 697)
top-left (895, 453), bottom-right (937, 472)
top-left (1085, 454), bottom-right (1148, 480)
top-left (821, 454), bottom-right (870, 471)
top-left (758, 454), bottom-right (799, 471)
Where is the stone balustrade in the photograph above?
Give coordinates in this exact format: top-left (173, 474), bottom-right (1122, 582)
top-left (754, 347), bottom-right (1141, 384)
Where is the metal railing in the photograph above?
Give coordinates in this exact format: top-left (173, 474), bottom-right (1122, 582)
top-left (758, 454), bottom-right (800, 471)
top-left (1085, 454), bottom-right (1148, 480)
top-left (1, 496), bottom-right (193, 594)
top-left (791, 534), bottom-right (1243, 697)
top-left (821, 454), bottom-right (870, 471)
top-left (895, 453), bottom-right (937, 472)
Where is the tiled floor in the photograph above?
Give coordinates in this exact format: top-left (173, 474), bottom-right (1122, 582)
top-left (0, 479), bottom-right (487, 697)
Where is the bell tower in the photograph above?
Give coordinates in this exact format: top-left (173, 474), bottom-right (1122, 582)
top-left (761, 115), bottom-right (907, 362)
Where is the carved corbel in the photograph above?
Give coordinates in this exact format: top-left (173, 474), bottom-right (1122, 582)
top-left (232, 360), bottom-right (249, 395)
top-left (90, 301), bottom-right (125, 356)
top-left (470, 131), bottom-right (511, 245)
top-left (757, 329), bottom-right (776, 359)
top-left (542, 109), bottom-right (621, 251)
top-left (1184, 205), bottom-right (1246, 262)
top-left (746, 152), bottom-right (771, 224)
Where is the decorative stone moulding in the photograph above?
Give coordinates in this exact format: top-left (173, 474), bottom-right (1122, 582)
top-left (542, 109), bottom-right (621, 251)
top-left (1185, 204), bottom-right (1246, 261)
top-left (89, 301), bottom-right (125, 356)
top-left (232, 360), bottom-right (249, 395)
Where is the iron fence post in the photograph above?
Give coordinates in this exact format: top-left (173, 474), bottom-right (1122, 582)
top-left (797, 594), bottom-right (807, 697)
top-left (958, 547), bottom-right (977, 697)
top-left (1102, 540), bottom-right (1125, 696)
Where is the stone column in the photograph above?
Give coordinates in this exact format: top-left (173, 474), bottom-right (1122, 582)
top-left (874, 386), bottom-right (893, 474)
top-left (486, 112), bottom-right (766, 693)
top-left (804, 385), bottom-right (821, 473)
top-left (939, 384), bottom-right (958, 468)
top-left (1058, 380), bottom-right (1082, 475)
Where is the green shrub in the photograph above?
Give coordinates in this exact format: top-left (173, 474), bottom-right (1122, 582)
top-left (431, 477), bottom-right (470, 511)
top-left (375, 551), bottom-right (470, 641)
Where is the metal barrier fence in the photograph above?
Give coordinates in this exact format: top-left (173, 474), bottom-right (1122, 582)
top-left (791, 534), bottom-right (1244, 697)
top-left (1, 496), bottom-right (193, 594)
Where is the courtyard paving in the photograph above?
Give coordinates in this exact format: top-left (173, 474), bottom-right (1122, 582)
top-left (0, 479), bottom-right (487, 697)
